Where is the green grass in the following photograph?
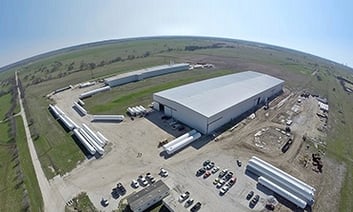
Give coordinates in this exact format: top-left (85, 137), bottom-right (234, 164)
top-left (0, 142), bottom-right (23, 211)
top-left (0, 93), bottom-right (11, 120)
top-left (65, 192), bottom-right (97, 212)
top-left (87, 69), bottom-right (234, 114)
top-left (0, 122), bottom-right (11, 143)
top-left (15, 116), bottom-right (43, 211)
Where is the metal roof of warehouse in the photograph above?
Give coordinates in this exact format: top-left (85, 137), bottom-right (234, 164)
top-left (104, 63), bottom-right (189, 82)
top-left (154, 71), bottom-right (284, 118)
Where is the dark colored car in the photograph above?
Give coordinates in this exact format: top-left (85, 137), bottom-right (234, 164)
top-left (236, 160), bottom-right (242, 167)
top-left (246, 191), bottom-right (254, 200)
top-left (203, 160), bottom-right (210, 166)
top-left (116, 183), bottom-right (126, 195)
top-left (190, 202), bottom-right (201, 212)
top-left (196, 167), bottom-right (206, 176)
top-left (250, 194), bottom-right (260, 207)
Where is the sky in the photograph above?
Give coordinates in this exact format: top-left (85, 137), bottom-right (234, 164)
top-left (0, 0), bottom-right (352, 68)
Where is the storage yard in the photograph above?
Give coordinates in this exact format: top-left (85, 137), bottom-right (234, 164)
top-left (44, 63), bottom-right (335, 212)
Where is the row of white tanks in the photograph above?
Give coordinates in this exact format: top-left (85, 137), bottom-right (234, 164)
top-left (48, 104), bottom-right (109, 155)
top-left (163, 129), bottom-right (201, 155)
top-left (91, 115), bottom-right (125, 122)
top-left (127, 105), bottom-right (147, 116)
top-left (73, 101), bottom-right (87, 116)
top-left (246, 156), bottom-right (315, 209)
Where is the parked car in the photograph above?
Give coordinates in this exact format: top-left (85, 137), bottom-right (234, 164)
top-left (160, 168), bottom-right (169, 177)
top-left (196, 167), bottom-right (206, 176)
top-left (203, 160), bottom-right (211, 166)
top-left (101, 198), bottom-right (109, 206)
top-left (190, 202), bottom-right (201, 212)
top-left (219, 185), bottom-right (230, 195)
top-left (219, 169), bottom-right (228, 178)
top-left (206, 161), bottom-right (215, 170)
top-left (184, 198), bottom-right (194, 208)
top-left (211, 166), bottom-right (219, 174)
top-left (216, 179), bottom-right (226, 188)
top-left (138, 176), bottom-right (149, 186)
top-left (213, 177), bottom-right (220, 185)
top-left (116, 183), bottom-right (126, 194)
top-left (246, 191), bottom-right (254, 200)
top-left (131, 180), bottom-right (139, 188)
top-left (236, 160), bottom-right (242, 167)
top-left (223, 171), bottom-right (233, 181)
top-left (228, 177), bottom-right (237, 186)
top-left (179, 191), bottom-right (190, 202)
top-left (250, 194), bottom-right (260, 207)
top-left (203, 171), bottom-right (211, 178)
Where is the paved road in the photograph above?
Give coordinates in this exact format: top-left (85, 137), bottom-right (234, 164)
top-left (16, 72), bottom-right (65, 212)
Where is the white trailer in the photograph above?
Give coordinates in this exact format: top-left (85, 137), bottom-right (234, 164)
top-left (163, 129), bottom-right (197, 150)
top-left (258, 176), bottom-right (307, 209)
top-left (96, 131), bottom-right (109, 144)
top-left (91, 115), bottom-right (125, 122)
top-left (82, 124), bottom-right (105, 147)
top-left (79, 86), bottom-right (111, 99)
top-left (166, 132), bottom-right (201, 155)
top-left (79, 128), bottom-right (104, 155)
top-left (73, 102), bottom-right (88, 115)
top-left (73, 129), bottom-right (96, 155)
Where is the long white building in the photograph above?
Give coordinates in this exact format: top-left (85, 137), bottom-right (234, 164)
top-left (153, 71), bottom-right (284, 134)
top-left (104, 63), bottom-right (189, 87)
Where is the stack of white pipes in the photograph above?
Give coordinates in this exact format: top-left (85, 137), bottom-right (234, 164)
top-left (49, 104), bottom-right (79, 131)
top-left (127, 105), bottom-right (147, 116)
top-left (73, 102), bottom-right (87, 116)
top-left (78, 128), bottom-right (104, 155)
top-left (82, 124), bottom-right (106, 147)
top-left (73, 129), bottom-right (96, 155)
top-left (91, 115), bottom-right (124, 122)
top-left (163, 129), bottom-right (201, 155)
top-left (79, 86), bottom-right (111, 99)
top-left (247, 156), bottom-right (315, 208)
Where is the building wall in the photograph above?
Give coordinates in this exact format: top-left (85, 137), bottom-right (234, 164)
top-left (154, 82), bottom-right (283, 134)
top-left (153, 94), bottom-right (208, 133)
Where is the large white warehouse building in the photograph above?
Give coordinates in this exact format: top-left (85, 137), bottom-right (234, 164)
top-left (153, 71), bottom-right (284, 134)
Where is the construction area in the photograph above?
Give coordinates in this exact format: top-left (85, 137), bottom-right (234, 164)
top-left (46, 64), bottom-right (331, 212)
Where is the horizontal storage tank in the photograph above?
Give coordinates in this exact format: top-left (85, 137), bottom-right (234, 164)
top-left (82, 124), bottom-right (105, 147)
top-left (77, 99), bottom-right (85, 106)
top-left (96, 131), bottom-right (109, 144)
top-left (127, 107), bottom-right (135, 116)
top-left (252, 156), bottom-right (316, 193)
top-left (73, 102), bottom-right (88, 116)
top-left (58, 114), bottom-right (74, 131)
top-left (92, 115), bottom-right (125, 122)
top-left (79, 128), bottom-right (104, 155)
top-left (140, 105), bottom-right (147, 113)
top-left (166, 132), bottom-right (201, 155)
top-left (79, 86), bottom-right (111, 99)
top-left (247, 158), bottom-right (315, 205)
top-left (73, 129), bottom-right (96, 155)
top-left (258, 176), bottom-right (307, 209)
top-left (48, 104), bottom-right (60, 118)
top-left (63, 115), bottom-right (79, 129)
top-left (163, 129), bottom-right (197, 150)
top-left (54, 105), bottom-right (65, 116)
top-left (79, 81), bottom-right (96, 88)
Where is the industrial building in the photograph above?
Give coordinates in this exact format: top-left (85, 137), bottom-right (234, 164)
top-left (127, 180), bottom-right (170, 212)
top-left (246, 156), bottom-right (315, 209)
top-left (153, 71), bottom-right (284, 134)
top-left (104, 63), bottom-right (189, 87)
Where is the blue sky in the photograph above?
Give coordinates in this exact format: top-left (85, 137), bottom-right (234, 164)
top-left (0, 0), bottom-right (352, 68)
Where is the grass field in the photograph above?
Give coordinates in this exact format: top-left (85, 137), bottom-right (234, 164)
top-left (1, 37), bottom-right (353, 211)
top-left (65, 192), bottom-right (97, 212)
top-left (15, 116), bottom-right (43, 211)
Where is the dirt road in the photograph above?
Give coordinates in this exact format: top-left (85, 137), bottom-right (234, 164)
top-left (16, 72), bottom-right (65, 212)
